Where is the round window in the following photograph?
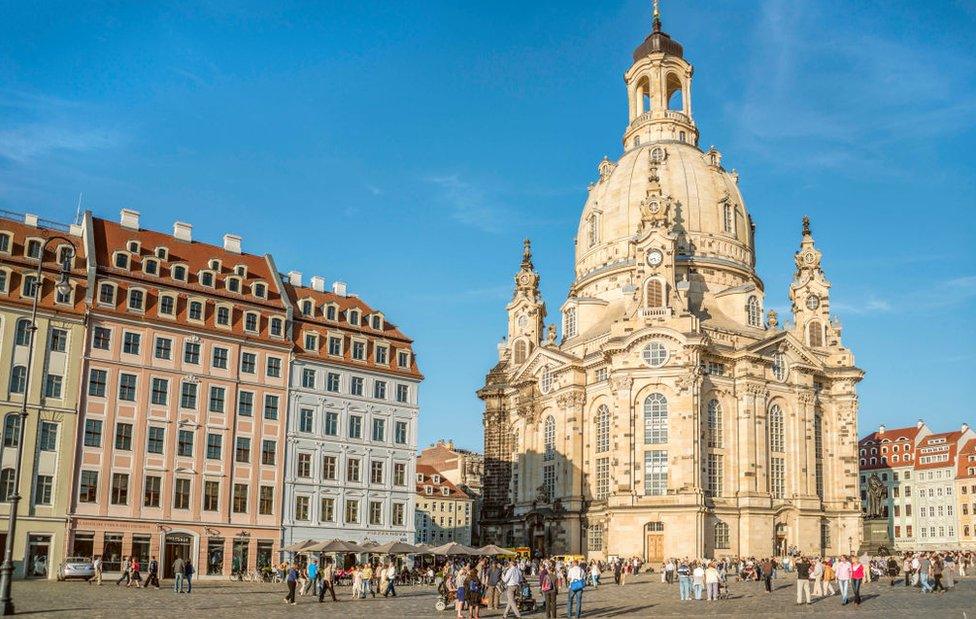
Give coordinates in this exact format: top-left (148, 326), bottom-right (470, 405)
top-left (642, 342), bottom-right (668, 367)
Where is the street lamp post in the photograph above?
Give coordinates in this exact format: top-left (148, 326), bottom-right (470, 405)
top-left (0, 236), bottom-right (74, 616)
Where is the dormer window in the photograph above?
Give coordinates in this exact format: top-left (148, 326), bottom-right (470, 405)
top-left (398, 350), bottom-right (410, 368)
top-left (416, 473), bottom-right (424, 483)
top-left (424, 485), bottom-right (432, 495)
top-left (226, 277), bottom-right (241, 293)
top-left (188, 300), bottom-right (204, 321)
top-left (375, 345), bottom-right (388, 365)
top-left (199, 271), bottom-right (214, 287)
top-left (432, 475), bottom-right (440, 484)
top-left (208, 259), bottom-right (221, 271)
top-left (113, 252), bottom-right (130, 269)
top-left (326, 305), bottom-right (337, 321)
top-left (371, 314), bottom-right (383, 330)
top-left (441, 487), bottom-right (450, 496)
top-left (159, 294), bottom-right (176, 316)
top-left (127, 240), bottom-right (140, 254)
top-left (155, 247), bottom-right (169, 260)
top-left (25, 239), bottom-right (41, 260)
top-left (269, 317), bottom-right (283, 337)
top-left (348, 310), bottom-right (360, 326)
top-left (216, 305), bottom-right (231, 326)
top-left (98, 282), bottom-right (116, 306)
top-left (351, 341), bottom-right (365, 360)
top-left (172, 264), bottom-right (187, 281)
top-left (253, 282), bottom-right (267, 299)
top-left (234, 265), bottom-right (246, 277)
top-left (300, 299), bottom-right (313, 317)
top-left (244, 311), bottom-right (259, 333)
top-left (57, 245), bottom-right (73, 267)
top-left (128, 289), bottom-right (145, 312)
top-left (304, 332), bottom-right (318, 351)
top-left (0, 232), bottom-right (11, 254)
top-left (143, 258), bottom-right (159, 276)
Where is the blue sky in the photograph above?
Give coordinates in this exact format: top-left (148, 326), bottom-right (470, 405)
top-left (2, 1), bottom-right (974, 451)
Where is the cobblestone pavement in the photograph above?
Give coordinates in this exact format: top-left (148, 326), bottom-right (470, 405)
top-left (9, 572), bottom-right (975, 618)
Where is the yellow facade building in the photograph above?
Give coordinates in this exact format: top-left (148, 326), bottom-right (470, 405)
top-left (0, 213), bottom-right (89, 578)
top-left (478, 10), bottom-right (864, 561)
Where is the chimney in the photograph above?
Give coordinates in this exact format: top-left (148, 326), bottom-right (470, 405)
top-left (331, 281), bottom-right (347, 296)
top-left (223, 234), bottom-right (242, 254)
top-left (120, 209), bottom-right (141, 230)
top-left (24, 213), bottom-right (38, 227)
top-left (287, 271), bottom-right (302, 286)
top-left (963, 423), bottom-right (970, 433)
top-left (917, 419), bottom-right (925, 429)
top-left (310, 276), bottom-right (326, 292)
top-left (878, 425), bottom-right (886, 434)
top-left (173, 221), bottom-right (192, 242)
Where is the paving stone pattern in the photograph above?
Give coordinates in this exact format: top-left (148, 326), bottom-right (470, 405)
top-left (9, 572), bottom-right (976, 618)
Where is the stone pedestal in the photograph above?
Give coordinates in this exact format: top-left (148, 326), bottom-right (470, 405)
top-left (859, 518), bottom-right (892, 555)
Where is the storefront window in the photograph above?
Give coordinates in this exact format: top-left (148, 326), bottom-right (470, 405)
top-left (207, 538), bottom-right (224, 576)
top-left (232, 538), bottom-right (250, 576)
top-left (103, 533), bottom-right (123, 572)
top-left (72, 532), bottom-right (95, 558)
top-left (132, 535), bottom-right (150, 566)
top-left (256, 540), bottom-right (273, 571)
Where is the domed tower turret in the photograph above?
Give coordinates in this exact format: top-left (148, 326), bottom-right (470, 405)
top-left (623, 0), bottom-right (698, 149)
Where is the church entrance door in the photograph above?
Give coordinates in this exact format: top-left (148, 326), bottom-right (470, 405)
top-left (644, 521), bottom-right (665, 563)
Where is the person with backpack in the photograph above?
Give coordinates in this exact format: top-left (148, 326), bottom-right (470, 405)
top-left (566, 560), bottom-right (585, 619)
top-left (539, 561), bottom-right (558, 619)
top-left (466, 570), bottom-right (483, 619)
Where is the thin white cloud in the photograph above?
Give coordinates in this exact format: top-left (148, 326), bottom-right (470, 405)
top-left (425, 173), bottom-right (510, 233)
top-left (0, 124), bottom-right (121, 163)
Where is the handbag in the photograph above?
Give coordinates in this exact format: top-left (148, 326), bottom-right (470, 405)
top-left (569, 579), bottom-right (584, 592)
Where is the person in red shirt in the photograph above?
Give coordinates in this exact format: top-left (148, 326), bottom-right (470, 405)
top-left (851, 557), bottom-right (865, 606)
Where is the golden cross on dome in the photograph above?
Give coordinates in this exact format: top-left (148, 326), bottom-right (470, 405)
top-left (653, 0), bottom-right (660, 20)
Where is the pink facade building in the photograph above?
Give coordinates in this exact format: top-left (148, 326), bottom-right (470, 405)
top-left (69, 210), bottom-right (292, 577)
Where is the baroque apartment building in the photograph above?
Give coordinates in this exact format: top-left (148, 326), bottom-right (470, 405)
top-left (858, 422), bottom-right (929, 550)
top-left (479, 9), bottom-right (863, 561)
top-left (414, 464), bottom-right (474, 546)
top-left (418, 440), bottom-right (484, 543)
top-left (0, 212), bottom-right (88, 577)
top-left (70, 210), bottom-right (291, 577)
top-left (858, 421), bottom-right (976, 551)
top-left (281, 274), bottom-right (421, 547)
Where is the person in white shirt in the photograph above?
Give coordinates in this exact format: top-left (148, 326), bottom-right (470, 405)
top-left (501, 561), bottom-right (522, 619)
top-left (589, 562), bottom-right (600, 588)
top-left (566, 561), bottom-right (585, 619)
top-left (692, 564), bottom-right (705, 600)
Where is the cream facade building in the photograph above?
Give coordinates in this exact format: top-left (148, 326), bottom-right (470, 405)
top-left (478, 10), bottom-right (864, 561)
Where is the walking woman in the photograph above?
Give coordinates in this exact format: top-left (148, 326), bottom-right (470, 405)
top-left (540, 561), bottom-right (557, 619)
top-left (284, 563), bottom-right (299, 605)
top-left (850, 557), bottom-right (864, 607)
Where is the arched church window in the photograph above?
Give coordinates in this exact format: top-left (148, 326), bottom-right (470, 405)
top-left (746, 296), bottom-right (761, 327)
top-left (707, 399), bottom-right (723, 448)
top-left (595, 405), bottom-right (610, 453)
top-left (723, 204), bottom-right (733, 234)
top-left (644, 393), bottom-right (668, 444)
top-left (513, 340), bottom-right (527, 365)
top-left (714, 521), bottom-right (730, 549)
top-left (771, 352), bottom-right (788, 381)
top-left (768, 404), bottom-right (785, 453)
top-left (540, 365), bottom-right (553, 394)
top-left (564, 307), bottom-right (577, 339)
top-left (808, 320), bottom-right (823, 347)
top-left (646, 280), bottom-right (664, 308)
top-left (543, 415), bottom-right (555, 461)
top-left (666, 73), bottom-right (683, 111)
top-left (588, 214), bottom-right (599, 247)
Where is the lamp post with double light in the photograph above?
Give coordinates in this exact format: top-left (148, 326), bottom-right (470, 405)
top-left (0, 236), bottom-right (74, 616)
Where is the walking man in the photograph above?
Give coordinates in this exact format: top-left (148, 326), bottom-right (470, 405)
top-left (183, 559), bottom-right (194, 593)
top-left (172, 556), bottom-right (186, 593)
top-left (145, 556), bottom-right (160, 589)
top-left (501, 560), bottom-right (522, 619)
top-left (116, 556), bottom-right (130, 586)
top-left (318, 558), bottom-right (338, 602)
top-left (486, 561), bottom-right (502, 610)
top-left (795, 556), bottom-right (812, 605)
top-left (90, 555), bottom-right (102, 586)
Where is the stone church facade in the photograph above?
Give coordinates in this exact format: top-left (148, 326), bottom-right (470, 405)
top-left (478, 9), bottom-right (864, 561)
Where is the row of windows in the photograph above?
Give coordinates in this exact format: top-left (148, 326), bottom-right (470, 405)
top-left (297, 300), bottom-right (383, 331)
top-left (295, 408), bottom-right (409, 443)
top-left (300, 333), bottom-right (409, 369)
top-left (294, 453), bottom-right (409, 486)
top-left (78, 470), bottom-right (275, 514)
top-left (292, 495), bottom-right (406, 527)
top-left (298, 367), bottom-right (411, 403)
top-left (91, 326), bottom-right (284, 376)
top-left (0, 270), bottom-right (75, 304)
top-left (83, 419), bottom-right (278, 464)
top-left (1, 417), bottom-right (59, 450)
top-left (87, 370), bottom-right (282, 418)
top-left (0, 469), bottom-right (54, 505)
top-left (110, 247), bottom-right (269, 300)
top-left (95, 285), bottom-right (284, 336)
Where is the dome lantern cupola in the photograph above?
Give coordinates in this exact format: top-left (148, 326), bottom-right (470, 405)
top-left (623, 0), bottom-right (697, 149)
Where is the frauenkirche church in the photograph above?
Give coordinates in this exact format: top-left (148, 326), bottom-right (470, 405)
top-left (478, 6), bottom-right (864, 561)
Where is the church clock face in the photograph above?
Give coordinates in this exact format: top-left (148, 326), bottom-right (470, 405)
top-left (517, 315), bottom-right (528, 328)
top-left (806, 295), bottom-right (820, 310)
top-left (646, 249), bottom-right (663, 267)
top-left (647, 200), bottom-right (661, 214)
top-left (650, 146), bottom-right (666, 163)
top-left (518, 274), bottom-right (531, 285)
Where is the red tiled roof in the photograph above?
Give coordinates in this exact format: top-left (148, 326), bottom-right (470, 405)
top-left (914, 431), bottom-right (962, 471)
top-left (958, 439), bottom-right (976, 479)
top-left (415, 464), bottom-right (467, 499)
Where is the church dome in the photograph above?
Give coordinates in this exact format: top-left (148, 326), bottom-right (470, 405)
top-left (632, 22), bottom-right (683, 60)
top-left (574, 141), bottom-right (757, 295)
